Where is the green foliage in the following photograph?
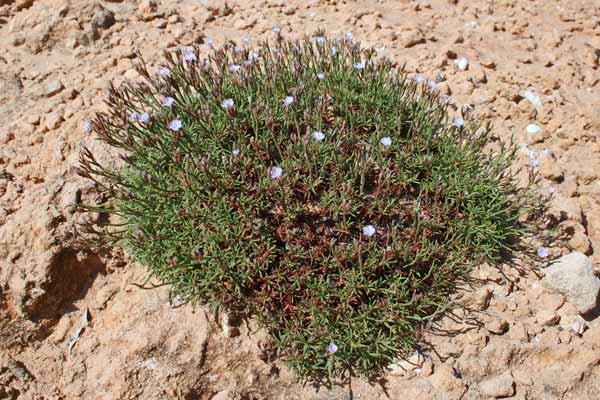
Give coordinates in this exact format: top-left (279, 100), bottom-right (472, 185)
top-left (79, 34), bottom-right (525, 382)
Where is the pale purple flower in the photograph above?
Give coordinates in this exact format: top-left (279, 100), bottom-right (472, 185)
top-left (452, 117), bottom-right (464, 127)
top-left (441, 95), bottom-right (451, 104)
top-left (414, 74), bottom-right (425, 84)
top-left (537, 246), bottom-right (549, 258)
top-left (283, 96), bottom-right (294, 107)
top-left (548, 186), bottom-right (556, 194)
top-left (380, 137), bottom-right (392, 147)
top-left (327, 342), bottom-right (338, 354)
top-left (427, 80), bottom-right (438, 90)
top-left (82, 120), bottom-right (92, 132)
top-left (272, 26), bottom-right (281, 34)
top-left (312, 131), bottom-right (325, 142)
top-left (234, 46), bottom-right (242, 53)
top-left (229, 64), bottom-right (241, 72)
top-left (353, 62), bottom-right (365, 70)
top-left (169, 119), bottom-right (183, 131)
top-left (221, 98), bottom-right (235, 109)
top-left (158, 67), bottom-right (170, 77)
top-left (139, 112), bottom-right (150, 124)
top-left (205, 39), bottom-right (213, 48)
top-left (316, 72), bottom-right (325, 80)
top-left (129, 112), bottom-right (139, 123)
top-left (270, 166), bottom-right (283, 179)
top-left (345, 32), bottom-right (353, 41)
top-left (248, 52), bottom-right (259, 61)
top-left (243, 60), bottom-right (252, 66)
top-left (528, 157), bottom-right (539, 168)
top-left (331, 47), bottom-right (337, 57)
top-left (315, 36), bottom-right (325, 44)
top-left (242, 36), bottom-right (251, 45)
top-left (232, 148), bottom-right (240, 156)
top-left (162, 96), bottom-right (175, 108)
top-left (362, 224), bottom-right (376, 237)
top-left (182, 48), bottom-right (196, 62)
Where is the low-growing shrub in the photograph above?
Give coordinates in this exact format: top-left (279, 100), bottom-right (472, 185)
top-left (79, 33), bottom-right (525, 382)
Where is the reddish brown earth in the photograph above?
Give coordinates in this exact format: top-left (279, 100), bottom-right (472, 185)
top-left (1, 0), bottom-right (599, 399)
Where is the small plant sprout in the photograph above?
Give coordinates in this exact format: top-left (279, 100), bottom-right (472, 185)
top-left (158, 67), bottom-right (170, 77)
top-left (362, 224), bottom-right (376, 237)
top-left (379, 137), bottom-right (392, 147)
top-left (79, 35), bottom-right (530, 382)
top-left (162, 96), bottom-right (175, 108)
top-left (270, 166), bottom-right (283, 179)
top-left (169, 119), bottom-right (182, 131)
top-left (139, 112), bottom-right (151, 123)
top-left (537, 247), bottom-right (549, 258)
top-left (221, 98), bottom-right (235, 109)
top-left (312, 131), bottom-right (325, 142)
top-left (82, 120), bottom-right (92, 132)
top-left (353, 62), bottom-right (365, 70)
top-left (327, 342), bottom-right (338, 354)
top-left (452, 117), bottom-right (465, 127)
top-left (283, 96), bottom-right (294, 108)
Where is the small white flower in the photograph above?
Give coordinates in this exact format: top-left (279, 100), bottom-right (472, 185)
top-left (331, 47), bottom-right (337, 57)
top-left (353, 62), bottom-right (365, 70)
top-left (379, 137), bottom-right (392, 147)
top-left (221, 98), bottom-right (235, 109)
top-left (232, 148), bottom-right (240, 156)
top-left (362, 224), bottom-right (376, 237)
top-left (345, 32), bottom-right (353, 41)
top-left (228, 64), bottom-right (241, 72)
top-left (283, 96), bottom-right (294, 107)
top-left (312, 131), bottom-right (325, 142)
top-left (242, 36), bottom-right (251, 44)
top-left (314, 36), bottom-right (325, 44)
top-left (82, 120), bottom-right (92, 132)
top-left (272, 26), bottom-right (281, 34)
top-left (528, 157), bottom-right (540, 168)
top-left (537, 247), bottom-right (549, 258)
top-left (316, 72), bottom-right (325, 80)
top-left (548, 186), bottom-right (556, 194)
top-left (139, 112), bottom-right (151, 123)
top-left (521, 89), bottom-right (542, 108)
top-left (452, 117), bottom-right (464, 127)
top-left (270, 166), bottom-right (283, 179)
top-left (414, 74), bottom-right (425, 83)
top-left (158, 67), bottom-right (170, 77)
top-left (526, 124), bottom-right (541, 134)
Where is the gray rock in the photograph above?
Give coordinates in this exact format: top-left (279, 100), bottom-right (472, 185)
top-left (92, 7), bottom-right (116, 29)
top-left (479, 372), bottom-right (515, 398)
top-left (543, 252), bottom-right (600, 314)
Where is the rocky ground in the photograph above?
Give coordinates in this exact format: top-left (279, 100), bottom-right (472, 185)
top-left (1, 0), bottom-right (600, 399)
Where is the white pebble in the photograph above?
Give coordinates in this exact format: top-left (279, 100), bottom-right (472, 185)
top-left (455, 57), bottom-right (469, 71)
top-left (521, 90), bottom-right (543, 108)
top-left (526, 124), bottom-right (541, 134)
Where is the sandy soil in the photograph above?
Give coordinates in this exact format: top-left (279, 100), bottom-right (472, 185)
top-left (1, 0), bottom-right (600, 399)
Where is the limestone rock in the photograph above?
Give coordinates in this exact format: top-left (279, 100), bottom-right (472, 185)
top-left (479, 372), bottom-right (515, 398)
top-left (543, 252), bottom-right (600, 314)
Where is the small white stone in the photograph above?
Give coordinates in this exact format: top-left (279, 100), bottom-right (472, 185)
top-left (526, 124), bottom-right (541, 134)
top-left (455, 57), bottom-right (469, 71)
